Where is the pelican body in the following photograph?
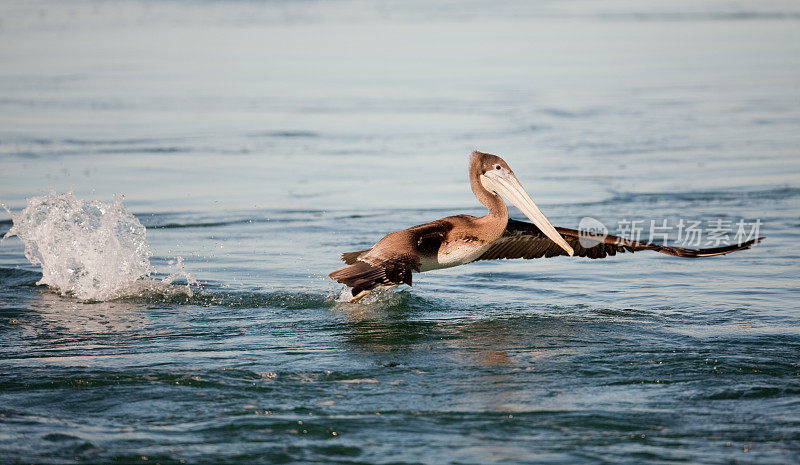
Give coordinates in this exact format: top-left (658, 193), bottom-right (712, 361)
top-left (329, 151), bottom-right (762, 301)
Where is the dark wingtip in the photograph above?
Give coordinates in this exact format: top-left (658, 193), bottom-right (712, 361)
top-left (653, 235), bottom-right (765, 258)
top-left (689, 237), bottom-right (764, 257)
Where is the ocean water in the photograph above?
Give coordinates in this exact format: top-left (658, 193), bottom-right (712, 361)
top-left (1, 0), bottom-right (799, 463)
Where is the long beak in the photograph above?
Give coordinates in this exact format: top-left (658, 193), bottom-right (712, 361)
top-left (483, 172), bottom-right (574, 256)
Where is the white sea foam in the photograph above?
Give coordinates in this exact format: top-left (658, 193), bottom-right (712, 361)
top-left (2, 191), bottom-right (195, 301)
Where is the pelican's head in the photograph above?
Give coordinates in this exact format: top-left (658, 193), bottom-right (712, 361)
top-left (472, 151), bottom-right (574, 256)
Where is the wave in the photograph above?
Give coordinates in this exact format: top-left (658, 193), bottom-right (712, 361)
top-left (0, 264), bottom-right (325, 309)
top-left (0, 266), bottom-right (41, 287)
top-left (148, 220), bottom-right (252, 230)
top-left (568, 185), bottom-right (800, 208)
top-left (246, 130), bottom-right (320, 138)
top-left (611, 186), bottom-right (800, 203)
top-left (704, 385), bottom-right (800, 400)
top-left (598, 11), bottom-right (800, 22)
top-left (0, 264), bottom-right (435, 312)
top-left (138, 209), bottom-right (396, 230)
top-left (142, 216), bottom-right (315, 230)
top-left (0, 131), bottom-right (322, 159)
top-left (123, 286), bottom-right (333, 310)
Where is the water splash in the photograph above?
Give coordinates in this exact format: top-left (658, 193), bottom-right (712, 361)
top-left (2, 191), bottom-right (195, 301)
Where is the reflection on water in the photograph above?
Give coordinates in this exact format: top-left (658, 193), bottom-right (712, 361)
top-left (335, 303), bottom-right (589, 412)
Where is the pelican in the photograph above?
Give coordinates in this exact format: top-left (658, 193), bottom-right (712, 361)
top-left (329, 151), bottom-right (762, 301)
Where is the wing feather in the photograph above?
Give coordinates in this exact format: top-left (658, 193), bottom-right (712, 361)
top-left (341, 248), bottom-right (371, 264)
top-left (477, 219), bottom-right (763, 261)
top-left (329, 254), bottom-right (420, 295)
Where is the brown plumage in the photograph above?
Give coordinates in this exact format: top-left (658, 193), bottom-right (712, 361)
top-left (329, 151), bottom-right (764, 301)
top-left (329, 218), bottom-right (466, 297)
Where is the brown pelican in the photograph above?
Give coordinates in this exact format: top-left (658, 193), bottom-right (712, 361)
top-left (330, 151), bottom-right (762, 302)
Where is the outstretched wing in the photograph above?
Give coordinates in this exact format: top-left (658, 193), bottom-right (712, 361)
top-left (477, 219), bottom-right (763, 261)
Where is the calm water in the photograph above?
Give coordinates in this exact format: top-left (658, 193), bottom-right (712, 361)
top-left (1, 1), bottom-right (799, 463)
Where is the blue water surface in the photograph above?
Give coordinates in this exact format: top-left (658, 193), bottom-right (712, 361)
top-left (1, 1), bottom-right (799, 463)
